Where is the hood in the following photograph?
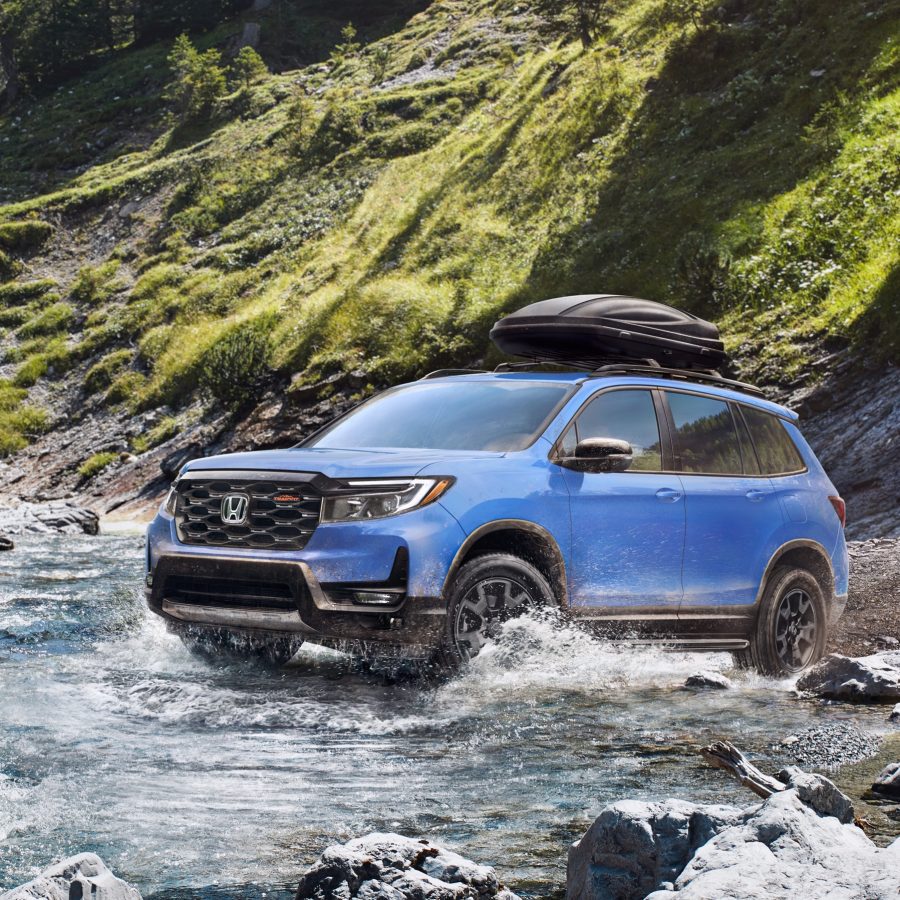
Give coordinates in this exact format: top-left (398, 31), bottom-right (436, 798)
top-left (181, 447), bottom-right (505, 480)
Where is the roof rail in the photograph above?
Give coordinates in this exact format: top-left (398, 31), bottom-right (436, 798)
top-left (419, 368), bottom-right (488, 379)
top-left (590, 363), bottom-right (765, 397)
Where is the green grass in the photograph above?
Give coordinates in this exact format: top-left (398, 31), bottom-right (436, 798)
top-left (0, 378), bottom-right (49, 455)
top-left (78, 451), bottom-right (118, 480)
top-left (0, 220), bottom-right (54, 251)
top-left (0, 0), bottom-right (896, 442)
top-left (131, 415), bottom-right (180, 454)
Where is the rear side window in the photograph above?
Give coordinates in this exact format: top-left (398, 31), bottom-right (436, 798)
top-left (666, 392), bottom-right (742, 475)
top-left (575, 389), bottom-right (663, 471)
top-left (740, 406), bottom-right (806, 475)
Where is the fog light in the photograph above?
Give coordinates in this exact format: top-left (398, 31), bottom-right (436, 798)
top-left (352, 591), bottom-right (399, 606)
top-left (145, 572), bottom-right (153, 587)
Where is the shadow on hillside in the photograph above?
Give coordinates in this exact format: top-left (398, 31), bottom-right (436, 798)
top-left (521, 0), bottom-right (893, 307)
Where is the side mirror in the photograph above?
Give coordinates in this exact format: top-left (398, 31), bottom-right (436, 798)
top-left (562, 438), bottom-right (633, 472)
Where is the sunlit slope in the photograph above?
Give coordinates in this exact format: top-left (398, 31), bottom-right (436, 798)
top-left (0, 0), bottom-right (896, 456)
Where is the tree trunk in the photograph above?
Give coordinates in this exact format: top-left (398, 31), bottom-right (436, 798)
top-left (577, 7), bottom-right (592, 49)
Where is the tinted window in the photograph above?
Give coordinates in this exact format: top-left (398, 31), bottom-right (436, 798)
top-left (575, 389), bottom-right (662, 471)
top-left (733, 405), bottom-right (761, 475)
top-left (741, 406), bottom-right (805, 475)
top-left (667, 392), bottom-right (742, 475)
top-left (306, 380), bottom-right (572, 451)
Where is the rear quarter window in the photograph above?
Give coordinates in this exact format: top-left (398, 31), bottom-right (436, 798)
top-left (740, 406), bottom-right (806, 475)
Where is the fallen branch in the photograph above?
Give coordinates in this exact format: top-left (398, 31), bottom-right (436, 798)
top-left (700, 740), bottom-right (785, 799)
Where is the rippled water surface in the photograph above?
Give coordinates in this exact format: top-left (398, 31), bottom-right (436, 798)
top-left (0, 534), bottom-right (890, 897)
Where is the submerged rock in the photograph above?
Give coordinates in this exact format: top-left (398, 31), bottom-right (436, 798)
top-left (0, 533), bottom-right (12, 551)
top-left (683, 670), bottom-right (732, 690)
top-left (0, 501), bottom-right (99, 536)
top-left (566, 799), bottom-right (743, 900)
top-left (295, 832), bottom-right (520, 899)
top-left (872, 762), bottom-right (900, 800)
top-left (796, 652), bottom-right (900, 702)
top-left (0, 853), bottom-right (141, 900)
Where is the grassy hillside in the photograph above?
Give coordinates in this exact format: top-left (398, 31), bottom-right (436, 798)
top-left (0, 0), bottom-right (897, 460)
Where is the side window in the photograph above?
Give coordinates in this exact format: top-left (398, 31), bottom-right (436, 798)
top-left (732, 404), bottom-right (761, 476)
top-left (741, 406), bottom-right (805, 475)
top-left (666, 392), bottom-right (743, 475)
top-left (575, 389), bottom-right (663, 471)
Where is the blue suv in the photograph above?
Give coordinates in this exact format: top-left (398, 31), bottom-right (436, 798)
top-left (145, 365), bottom-right (848, 676)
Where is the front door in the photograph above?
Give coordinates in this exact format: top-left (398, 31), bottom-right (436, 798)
top-left (559, 388), bottom-right (685, 611)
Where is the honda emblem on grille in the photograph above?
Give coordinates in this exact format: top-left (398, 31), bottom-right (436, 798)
top-left (221, 493), bottom-right (250, 525)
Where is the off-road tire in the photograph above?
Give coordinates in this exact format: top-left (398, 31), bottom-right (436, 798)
top-left (733, 565), bottom-right (828, 676)
top-left (432, 553), bottom-right (556, 671)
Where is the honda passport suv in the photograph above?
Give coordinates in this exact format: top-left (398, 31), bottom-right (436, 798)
top-left (145, 365), bottom-right (848, 675)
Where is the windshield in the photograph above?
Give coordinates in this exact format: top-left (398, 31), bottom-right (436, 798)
top-left (305, 380), bottom-right (573, 452)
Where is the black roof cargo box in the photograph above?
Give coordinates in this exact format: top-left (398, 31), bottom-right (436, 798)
top-left (490, 294), bottom-right (727, 370)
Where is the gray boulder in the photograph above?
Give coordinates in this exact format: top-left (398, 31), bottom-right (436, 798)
top-left (0, 501), bottom-right (99, 536)
top-left (777, 766), bottom-right (855, 822)
top-left (890, 703), bottom-right (900, 723)
top-left (796, 652), bottom-right (900, 702)
top-left (0, 853), bottom-right (141, 900)
top-left (683, 671), bottom-right (732, 690)
top-left (296, 833), bottom-right (520, 899)
top-left (644, 790), bottom-right (900, 899)
top-left (566, 799), bottom-right (744, 899)
top-left (872, 762), bottom-right (900, 800)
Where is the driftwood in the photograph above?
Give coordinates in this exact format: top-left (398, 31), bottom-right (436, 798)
top-left (701, 740), bottom-right (786, 799)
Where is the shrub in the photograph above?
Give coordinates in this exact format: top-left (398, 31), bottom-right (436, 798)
top-left (331, 22), bottom-right (361, 64)
top-left (70, 261), bottom-right (122, 305)
top-left (231, 47), bottom-right (268, 90)
top-left (0, 220), bottom-right (54, 251)
top-left (672, 235), bottom-right (734, 316)
top-left (286, 90), bottom-right (317, 153)
top-left (84, 349), bottom-right (133, 395)
top-left (165, 34), bottom-right (226, 121)
top-left (17, 302), bottom-right (75, 338)
top-left (132, 416), bottom-right (180, 454)
top-left (199, 316), bottom-right (273, 408)
top-left (0, 280), bottom-right (58, 306)
top-left (78, 451), bottom-right (118, 480)
top-left (370, 44), bottom-right (392, 85)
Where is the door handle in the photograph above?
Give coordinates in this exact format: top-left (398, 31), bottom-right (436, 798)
top-left (745, 489), bottom-right (767, 503)
top-left (656, 487), bottom-right (683, 503)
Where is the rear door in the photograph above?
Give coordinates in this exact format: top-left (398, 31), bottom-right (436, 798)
top-left (663, 390), bottom-right (780, 612)
top-left (558, 387), bottom-right (685, 612)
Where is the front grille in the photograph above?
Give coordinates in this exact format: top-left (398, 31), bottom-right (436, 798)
top-left (166, 574), bottom-right (298, 610)
top-left (174, 476), bottom-right (322, 551)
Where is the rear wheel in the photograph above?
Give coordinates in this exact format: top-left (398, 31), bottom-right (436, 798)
top-left (434, 553), bottom-right (556, 670)
top-left (173, 624), bottom-right (303, 666)
top-left (733, 565), bottom-right (827, 676)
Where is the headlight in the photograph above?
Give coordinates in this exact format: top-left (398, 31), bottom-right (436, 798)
top-left (320, 478), bottom-right (453, 523)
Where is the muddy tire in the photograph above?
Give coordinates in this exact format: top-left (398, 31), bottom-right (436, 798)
top-left (432, 553), bottom-right (556, 671)
top-left (733, 565), bottom-right (828, 676)
top-left (173, 624), bottom-right (303, 666)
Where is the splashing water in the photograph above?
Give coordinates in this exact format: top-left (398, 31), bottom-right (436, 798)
top-left (0, 534), bottom-right (888, 898)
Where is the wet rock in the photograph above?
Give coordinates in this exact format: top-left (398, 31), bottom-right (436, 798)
top-left (684, 670), bottom-right (732, 690)
top-left (566, 799), bottom-right (744, 900)
top-left (797, 652), bottom-right (900, 702)
top-left (0, 534), bottom-right (12, 551)
top-left (643, 790), bottom-right (900, 899)
top-left (0, 852), bottom-right (142, 900)
top-left (890, 703), bottom-right (900, 723)
top-left (295, 832), bottom-right (520, 899)
top-left (776, 722), bottom-right (882, 770)
top-left (0, 501), bottom-right (99, 536)
top-left (872, 762), bottom-right (900, 800)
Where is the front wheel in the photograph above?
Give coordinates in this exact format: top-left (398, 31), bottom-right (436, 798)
top-left (434, 553), bottom-right (556, 670)
top-left (733, 566), bottom-right (827, 676)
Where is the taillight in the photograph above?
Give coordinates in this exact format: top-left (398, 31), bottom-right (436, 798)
top-left (828, 495), bottom-right (846, 528)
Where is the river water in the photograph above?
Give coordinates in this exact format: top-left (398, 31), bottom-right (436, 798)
top-left (0, 533), bottom-right (891, 898)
